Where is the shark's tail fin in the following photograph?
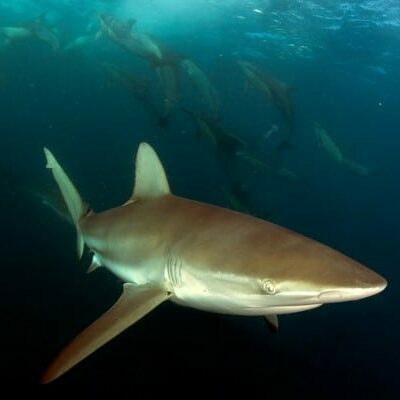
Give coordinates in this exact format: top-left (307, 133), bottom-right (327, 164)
top-left (44, 148), bottom-right (88, 258)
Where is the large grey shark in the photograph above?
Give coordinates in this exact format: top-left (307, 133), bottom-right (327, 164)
top-left (41, 142), bottom-right (386, 383)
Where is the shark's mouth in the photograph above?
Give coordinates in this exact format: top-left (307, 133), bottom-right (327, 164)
top-left (243, 303), bottom-right (323, 316)
top-left (262, 303), bottom-right (323, 315)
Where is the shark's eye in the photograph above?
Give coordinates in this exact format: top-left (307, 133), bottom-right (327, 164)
top-left (262, 280), bottom-right (276, 295)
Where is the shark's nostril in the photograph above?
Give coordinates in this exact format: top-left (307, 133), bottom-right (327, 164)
top-left (318, 290), bottom-right (343, 302)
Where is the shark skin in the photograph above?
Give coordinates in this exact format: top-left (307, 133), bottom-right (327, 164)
top-left (41, 143), bottom-right (387, 383)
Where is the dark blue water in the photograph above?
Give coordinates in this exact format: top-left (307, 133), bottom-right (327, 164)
top-left (0, 0), bottom-right (398, 396)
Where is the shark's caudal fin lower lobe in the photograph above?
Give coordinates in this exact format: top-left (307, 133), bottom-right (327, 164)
top-left (44, 148), bottom-right (88, 258)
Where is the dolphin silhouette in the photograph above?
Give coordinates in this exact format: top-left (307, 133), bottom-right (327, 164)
top-left (0, 13), bottom-right (59, 51)
top-left (314, 122), bottom-right (371, 176)
top-left (41, 142), bottom-right (386, 383)
top-left (238, 60), bottom-right (295, 149)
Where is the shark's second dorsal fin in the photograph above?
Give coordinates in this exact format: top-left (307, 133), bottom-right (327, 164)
top-left (131, 143), bottom-right (170, 201)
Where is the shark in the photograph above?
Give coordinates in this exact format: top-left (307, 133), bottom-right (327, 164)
top-left (41, 142), bottom-right (387, 383)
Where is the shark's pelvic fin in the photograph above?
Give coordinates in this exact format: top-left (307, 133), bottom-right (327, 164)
top-left (41, 283), bottom-right (171, 384)
top-left (87, 255), bottom-right (101, 274)
top-left (264, 315), bottom-right (279, 333)
top-left (131, 142), bottom-right (170, 200)
top-left (44, 148), bottom-right (88, 258)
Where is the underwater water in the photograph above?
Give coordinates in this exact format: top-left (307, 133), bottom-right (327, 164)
top-left (0, 0), bottom-right (399, 396)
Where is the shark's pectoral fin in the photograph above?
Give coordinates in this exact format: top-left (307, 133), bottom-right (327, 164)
top-left (264, 315), bottom-right (279, 333)
top-left (41, 283), bottom-right (170, 384)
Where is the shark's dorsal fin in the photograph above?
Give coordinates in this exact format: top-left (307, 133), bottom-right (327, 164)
top-left (131, 143), bottom-right (170, 200)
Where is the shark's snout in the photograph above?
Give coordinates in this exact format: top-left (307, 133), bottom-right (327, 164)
top-left (317, 271), bottom-right (387, 303)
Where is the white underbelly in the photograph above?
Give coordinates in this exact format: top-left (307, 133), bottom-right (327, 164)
top-left (96, 252), bottom-right (165, 286)
top-left (171, 291), bottom-right (322, 316)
